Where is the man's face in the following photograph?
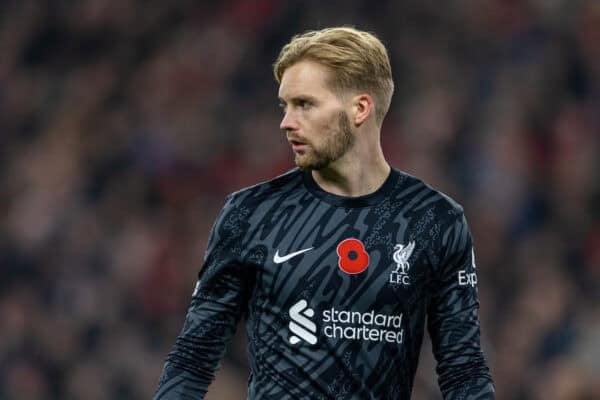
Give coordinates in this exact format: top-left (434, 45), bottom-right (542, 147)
top-left (278, 61), bottom-right (355, 170)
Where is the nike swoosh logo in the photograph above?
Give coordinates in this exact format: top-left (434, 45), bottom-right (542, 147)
top-left (273, 247), bottom-right (314, 264)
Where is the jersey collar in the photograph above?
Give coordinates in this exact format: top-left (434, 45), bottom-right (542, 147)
top-left (302, 167), bottom-right (399, 208)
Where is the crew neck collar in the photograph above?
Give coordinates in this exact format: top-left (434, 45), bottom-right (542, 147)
top-left (302, 167), bottom-right (399, 208)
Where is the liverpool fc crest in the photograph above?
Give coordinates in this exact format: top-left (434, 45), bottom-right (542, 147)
top-left (390, 241), bottom-right (415, 285)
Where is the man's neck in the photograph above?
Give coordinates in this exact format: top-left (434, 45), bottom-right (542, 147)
top-left (311, 151), bottom-right (390, 197)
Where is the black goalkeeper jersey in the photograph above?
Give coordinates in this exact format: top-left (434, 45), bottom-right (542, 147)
top-left (155, 167), bottom-right (495, 399)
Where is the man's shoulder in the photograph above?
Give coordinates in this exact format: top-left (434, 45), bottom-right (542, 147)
top-left (225, 168), bottom-right (304, 206)
top-left (210, 169), bottom-right (304, 233)
top-left (394, 168), bottom-right (465, 217)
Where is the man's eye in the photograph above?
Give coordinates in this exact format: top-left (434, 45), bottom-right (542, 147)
top-left (299, 100), bottom-right (312, 109)
top-left (279, 103), bottom-right (287, 113)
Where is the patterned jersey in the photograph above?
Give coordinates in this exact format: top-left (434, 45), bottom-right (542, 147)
top-left (154, 167), bottom-right (495, 399)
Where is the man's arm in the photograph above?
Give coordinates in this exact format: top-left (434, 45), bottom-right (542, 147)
top-left (427, 211), bottom-right (495, 399)
top-left (154, 195), bottom-right (254, 399)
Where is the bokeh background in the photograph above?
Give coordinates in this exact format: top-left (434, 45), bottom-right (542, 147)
top-left (1, 1), bottom-right (599, 399)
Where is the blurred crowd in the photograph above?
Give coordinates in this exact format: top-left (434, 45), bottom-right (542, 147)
top-left (1, 1), bottom-right (599, 399)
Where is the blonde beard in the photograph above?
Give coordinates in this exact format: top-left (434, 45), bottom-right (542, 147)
top-left (295, 111), bottom-right (354, 170)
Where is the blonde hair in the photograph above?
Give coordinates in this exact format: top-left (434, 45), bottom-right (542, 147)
top-left (274, 27), bottom-right (394, 125)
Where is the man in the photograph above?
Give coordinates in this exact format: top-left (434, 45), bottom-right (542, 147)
top-left (155, 27), bottom-right (495, 399)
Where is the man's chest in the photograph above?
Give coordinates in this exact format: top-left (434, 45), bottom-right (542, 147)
top-left (244, 204), bottom-right (438, 315)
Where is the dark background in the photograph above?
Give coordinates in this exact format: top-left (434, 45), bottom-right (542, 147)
top-left (1, 1), bottom-right (599, 399)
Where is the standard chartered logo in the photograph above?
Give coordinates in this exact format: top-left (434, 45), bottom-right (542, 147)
top-left (288, 299), bottom-right (404, 346)
top-left (289, 299), bottom-right (318, 345)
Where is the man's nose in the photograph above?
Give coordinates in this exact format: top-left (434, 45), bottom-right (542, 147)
top-left (280, 110), bottom-right (298, 132)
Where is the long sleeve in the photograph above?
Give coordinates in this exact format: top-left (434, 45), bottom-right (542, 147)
top-left (154, 195), bottom-right (255, 399)
top-left (427, 211), bottom-right (495, 399)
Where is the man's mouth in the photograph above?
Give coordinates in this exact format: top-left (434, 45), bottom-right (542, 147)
top-left (289, 139), bottom-right (308, 151)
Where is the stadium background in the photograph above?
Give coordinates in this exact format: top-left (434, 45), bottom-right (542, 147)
top-left (1, 1), bottom-right (599, 399)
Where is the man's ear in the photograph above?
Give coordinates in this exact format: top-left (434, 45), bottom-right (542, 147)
top-left (352, 94), bottom-right (374, 126)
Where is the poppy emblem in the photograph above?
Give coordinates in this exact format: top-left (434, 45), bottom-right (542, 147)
top-left (336, 238), bottom-right (369, 274)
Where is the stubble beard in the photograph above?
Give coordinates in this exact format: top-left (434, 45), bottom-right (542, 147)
top-left (294, 111), bottom-right (355, 171)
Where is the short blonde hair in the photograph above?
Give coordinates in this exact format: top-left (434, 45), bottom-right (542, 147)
top-left (274, 27), bottom-right (394, 125)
